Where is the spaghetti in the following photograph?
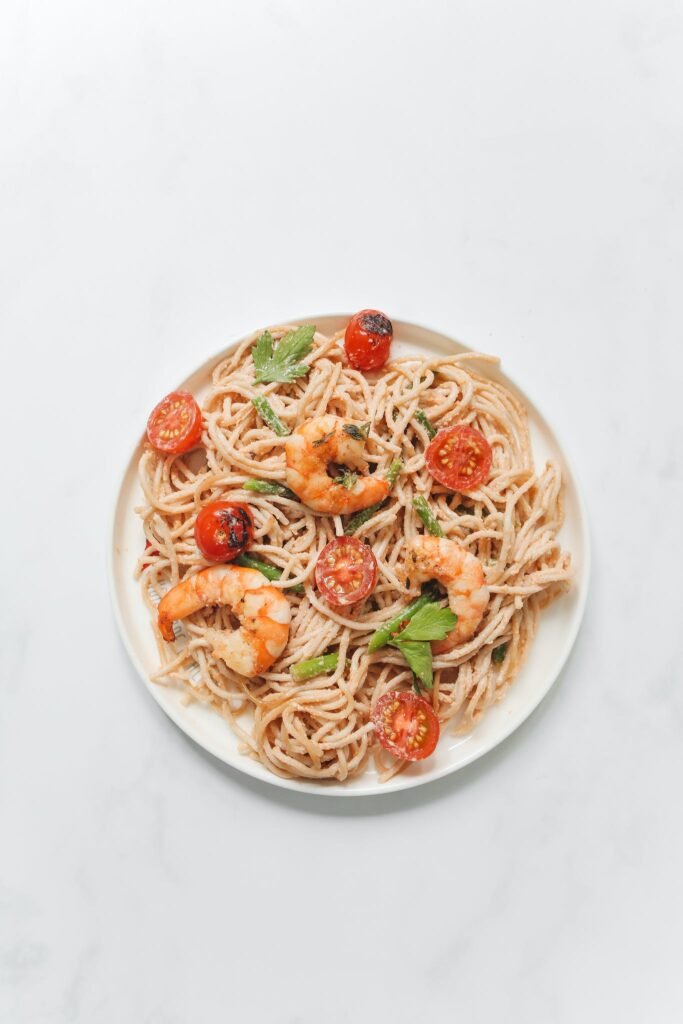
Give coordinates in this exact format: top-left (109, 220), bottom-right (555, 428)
top-left (136, 325), bottom-right (571, 783)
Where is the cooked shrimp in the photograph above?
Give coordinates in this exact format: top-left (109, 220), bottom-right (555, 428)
top-left (157, 565), bottom-right (290, 676)
top-left (285, 414), bottom-right (389, 514)
top-left (407, 535), bottom-right (489, 651)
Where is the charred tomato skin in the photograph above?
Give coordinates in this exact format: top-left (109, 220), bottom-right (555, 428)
top-left (345, 309), bottom-right (393, 371)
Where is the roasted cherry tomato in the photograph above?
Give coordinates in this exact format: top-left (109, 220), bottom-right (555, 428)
top-left (372, 691), bottom-right (440, 761)
top-left (344, 309), bottom-right (393, 371)
top-left (315, 537), bottom-right (378, 606)
top-left (146, 391), bottom-right (203, 455)
top-left (194, 501), bottom-right (254, 562)
top-left (425, 424), bottom-right (492, 492)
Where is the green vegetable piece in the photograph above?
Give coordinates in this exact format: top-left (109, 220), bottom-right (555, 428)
top-left (344, 501), bottom-right (386, 535)
top-left (388, 599), bottom-right (456, 688)
top-left (392, 640), bottom-right (434, 689)
top-left (344, 460), bottom-right (403, 535)
top-left (413, 495), bottom-right (444, 537)
top-left (391, 603), bottom-right (456, 643)
top-left (415, 409), bottom-right (437, 440)
top-left (366, 584), bottom-right (440, 653)
top-left (252, 324), bottom-right (316, 385)
top-left (492, 643), bottom-right (508, 664)
top-left (242, 479), bottom-right (297, 499)
top-left (388, 600), bottom-right (456, 689)
top-left (343, 422), bottom-right (370, 442)
top-left (291, 652), bottom-right (339, 682)
top-left (334, 471), bottom-right (358, 490)
top-left (234, 553), bottom-right (304, 594)
top-left (251, 329), bottom-right (274, 371)
top-left (385, 459), bottom-right (403, 486)
top-left (251, 396), bottom-right (290, 437)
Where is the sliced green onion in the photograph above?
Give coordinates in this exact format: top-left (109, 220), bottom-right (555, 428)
top-left (234, 553), bottom-right (304, 594)
top-left (291, 652), bottom-right (339, 681)
top-left (251, 395), bottom-right (290, 437)
top-left (367, 584), bottom-right (440, 653)
top-left (242, 478), bottom-right (297, 499)
top-left (413, 495), bottom-right (444, 537)
top-left (344, 460), bottom-right (403, 535)
top-left (414, 409), bottom-right (437, 440)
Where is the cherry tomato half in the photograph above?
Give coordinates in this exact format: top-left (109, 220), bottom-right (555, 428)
top-left (425, 424), bottom-right (492, 492)
top-left (195, 501), bottom-right (254, 562)
top-left (315, 537), bottom-right (378, 606)
top-left (146, 391), bottom-right (203, 455)
top-left (372, 691), bottom-right (440, 761)
top-left (344, 309), bottom-right (393, 371)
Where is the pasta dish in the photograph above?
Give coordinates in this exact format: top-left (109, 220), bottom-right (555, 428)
top-left (136, 311), bottom-right (571, 782)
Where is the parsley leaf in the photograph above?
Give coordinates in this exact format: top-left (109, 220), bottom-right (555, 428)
top-left (252, 329), bottom-right (274, 369)
top-left (393, 640), bottom-right (434, 688)
top-left (334, 471), bottom-right (359, 490)
top-left (343, 422), bottom-right (370, 442)
top-left (252, 324), bottom-right (316, 384)
top-left (388, 601), bottom-right (456, 689)
top-left (392, 603), bottom-right (457, 643)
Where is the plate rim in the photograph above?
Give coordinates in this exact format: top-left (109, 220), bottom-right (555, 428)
top-left (107, 313), bottom-right (591, 797)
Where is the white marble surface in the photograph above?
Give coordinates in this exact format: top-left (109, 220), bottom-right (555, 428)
top-left (2, 1), bottom-right (682, 1021)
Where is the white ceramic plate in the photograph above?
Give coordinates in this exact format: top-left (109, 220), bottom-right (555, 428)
top-left (109, 315), bottom-right (590, 796)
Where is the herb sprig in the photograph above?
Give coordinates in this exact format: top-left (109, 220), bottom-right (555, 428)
top-left (334, 471), bottom-right (359, 490)
top-left (389, 603), bottom-right (457, 689)
top-left (252, 325), bottom-right (316, 385)
top-left (343, 423), bottom-right (370, 442)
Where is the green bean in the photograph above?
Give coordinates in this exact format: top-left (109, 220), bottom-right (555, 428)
top-left (344, 501), bottom-right (386, 535)
top-left (251, 395), bottom-right (290, 437)
top-left (242, 479), bottom-right (297, 499)
top-left (234, 553), bottom-right (304, 594)
top-left (344, 460), bottom-right (403, 535)
top-left (385, 459), bottom-right (403, 487)
top-left (413, 495), bottom-right (444, 537)
top-left (367, 585), bottom-right (440, 653)
top-left (291, 652), bottom-right (339, 682)
top-left (414, 409), bottom-right (437, 440)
